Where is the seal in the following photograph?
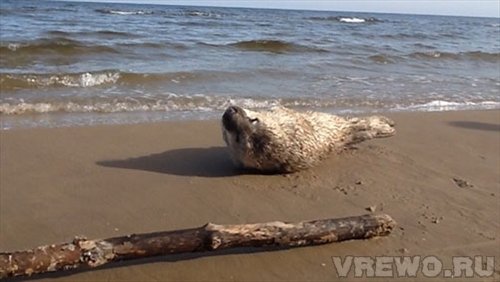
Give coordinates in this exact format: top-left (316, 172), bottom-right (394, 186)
top-left (222, 105), bottom-right (395, 173)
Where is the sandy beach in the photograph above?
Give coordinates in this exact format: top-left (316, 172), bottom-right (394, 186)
top-left (1, 109), bottom-right (499, 281)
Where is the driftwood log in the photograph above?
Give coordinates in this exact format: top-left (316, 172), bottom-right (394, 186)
top-left (0, 213), bottom-right (395, 279)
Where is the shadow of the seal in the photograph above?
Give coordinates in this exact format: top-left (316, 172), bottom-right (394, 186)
top-left (448, 121), bottom-right (500, 132)
top-left (97, 146), bottom-right (239, 177)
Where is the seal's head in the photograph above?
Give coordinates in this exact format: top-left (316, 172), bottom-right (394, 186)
top-left (222, 105), bottom-right (277, 171)
top-left (222, 106), bottom-right (259, 136)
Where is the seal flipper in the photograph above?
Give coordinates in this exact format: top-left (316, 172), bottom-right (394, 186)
top-left (343, 116), bottom-right (396, 146)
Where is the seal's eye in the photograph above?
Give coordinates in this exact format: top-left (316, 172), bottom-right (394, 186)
top-left (249, 118), bottom-right (259, 125)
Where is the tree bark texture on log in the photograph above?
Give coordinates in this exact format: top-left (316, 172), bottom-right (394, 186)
top-left (0, 213), bottom-right (396, 279)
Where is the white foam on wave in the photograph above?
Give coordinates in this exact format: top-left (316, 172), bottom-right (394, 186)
top-left (7, 43), bottom-right (21, 51)
top-left (395, 100), bottom-right (500, 112)
top-left (188, 11), bottom-right (205, 16)
top-left (187, 11), bottom-right (222, 18)
top-left (226, 98), bottom-right (281, 109)
top-left (1, 95), bottom-right (499, 116)
top-left (0, 95), bottom-right (293, 115)
top-left (108, 10), bottom-right (150, 15)
top-left (339, 17), bottom-right (365, 23)
top-left (0, 100), bottom-right (161, 115)
top-left (20, 72), bottom-right (120, 88)
top-left (78, 72), bottom-right (120, 87)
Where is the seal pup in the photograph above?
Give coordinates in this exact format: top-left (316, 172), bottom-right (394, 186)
top-left (222, 105), bottom-right (395, 173)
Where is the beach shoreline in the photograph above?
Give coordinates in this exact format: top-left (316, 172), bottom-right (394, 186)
top-left (1, 109), bottom-right (499, 281)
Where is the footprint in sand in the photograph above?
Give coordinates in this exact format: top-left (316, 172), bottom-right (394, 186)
top-left (452, 177), bottom-right (474, 188)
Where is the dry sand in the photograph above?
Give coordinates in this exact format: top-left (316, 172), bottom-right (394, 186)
top-left (1, 110), bottom-right (499, 281)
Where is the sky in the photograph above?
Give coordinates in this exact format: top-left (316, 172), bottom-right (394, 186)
top-left (63, 0), bottom-right (500, 18)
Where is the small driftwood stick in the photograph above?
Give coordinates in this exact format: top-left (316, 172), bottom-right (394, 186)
top-left (0, 213), bottom-right (395, 279)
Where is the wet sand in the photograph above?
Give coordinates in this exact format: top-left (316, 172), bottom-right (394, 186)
top-left (1, 110), bottom-right (499, 281)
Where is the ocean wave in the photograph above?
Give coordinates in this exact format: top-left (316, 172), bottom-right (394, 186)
top-left (339, 17), bottom-right (366, 23)
top-left (0, 95), bottom-right (370, 115)
top-left (0, 96), bottom-right (269, 115)
top-left (381, 32), bottom-right (437, 40)
top-left (0, 99), bottom-right (168, 115)
top-left (2, 94), bottom-right (498, 116)
top-left (307, 16), bottom-right (379, 23)
top-left (0, 70), bottom-right (235, 91)
top-left (46, 30), bottom-right (137, 38)
top-left (410, 51), bottom-right (500, 62)
top-left (95, 9), bottom-right (153, 15)
top-left (366, 51), bottom-right (500, 64)
top-left (117, 42), bottom-right (181, 50)
top-left (413, 43), bottom-right (436, 49)
top-left (227, 40), bottom-right (328, 53)
top-left (0, 71), bottom-right (121, 90)
top-left (395, 100), bottom-right (500, 112)
top-left (185, 10), bottom-right (224, 18)
top-left (0, 37), bottom-right (118, 56)
top-left (369, 54), bottom-right (395, 64)
top-left (0, 37), bottom-right (178, 65)
top-left (5, 5), bottom-right (76, 13)
top-left (462, 51), bottom-right (500, 61)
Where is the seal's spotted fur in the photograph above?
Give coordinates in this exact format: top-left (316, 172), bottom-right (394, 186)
top-left (222, 106), bottom-right (395, 173)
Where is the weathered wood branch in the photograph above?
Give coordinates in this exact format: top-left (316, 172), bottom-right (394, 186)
top-left (0, 213), bottom-right (396, 279)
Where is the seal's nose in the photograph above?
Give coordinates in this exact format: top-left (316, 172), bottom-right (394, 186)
top-left (225, 106), bottom-right (237, 115)
top-left (222, 106), bottom-right (241, 132)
